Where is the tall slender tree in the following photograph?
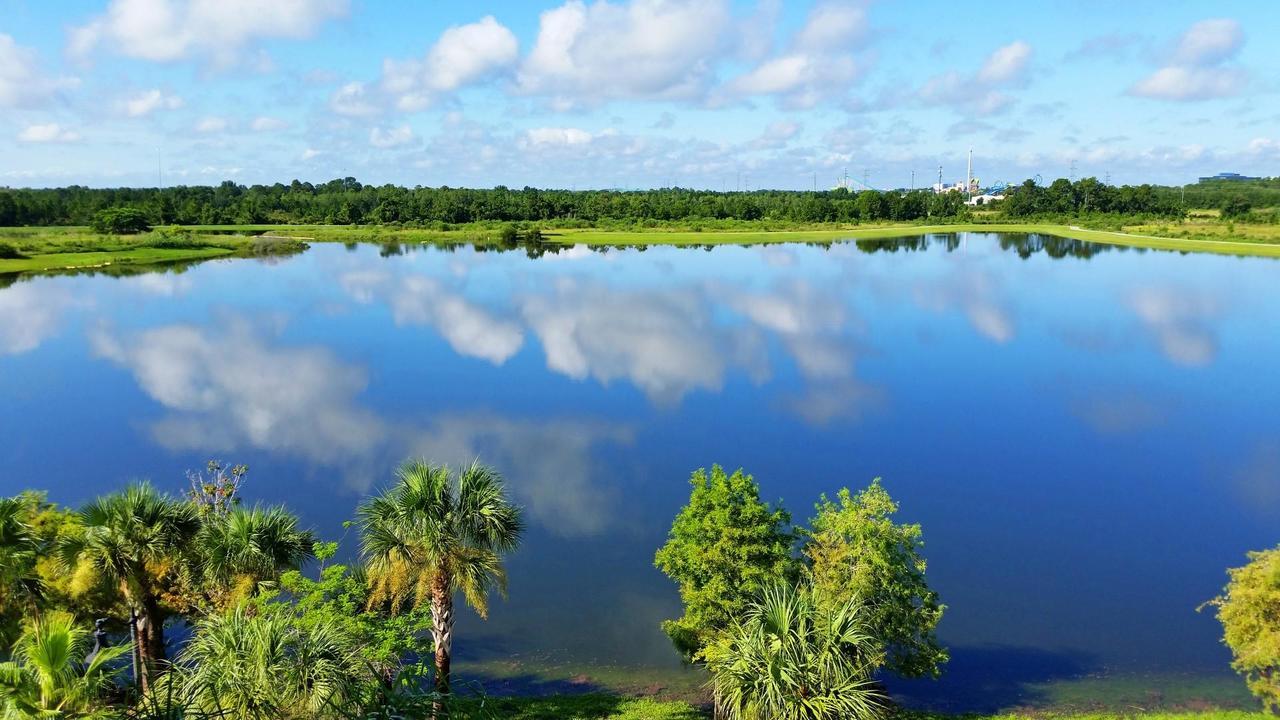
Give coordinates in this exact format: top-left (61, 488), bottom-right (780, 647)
top-left (59, 483), bottom-right (199, 691)
top-left (357, 460), bottom-right (524, 696)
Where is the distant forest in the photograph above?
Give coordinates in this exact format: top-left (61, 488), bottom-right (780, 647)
top-left (0, 176), bottom-right (1274, 227)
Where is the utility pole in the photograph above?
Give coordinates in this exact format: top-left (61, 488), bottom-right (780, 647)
top-left (156, 147), bottom-right (164, 225)
top-left (938, 165), bottom-right (943, 190)
top-left (813, 172), bottom-right (817, 192)
top-left (862, 169), bottom-right (869, 189)
top-left (1069, 159), bottom-right (1077, 182)
top-left (911, 169), bottom-right (915, 190)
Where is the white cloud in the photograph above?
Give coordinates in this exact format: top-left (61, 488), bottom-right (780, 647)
top-left (517, 0), bottom-right (731, 106)
top-left (18, 124), bottom-right (81, 143)
top-left (978, 40), bottom-right (1032, 84)
top-left (1130, 66), bottom-right (1245, 102)
top-left (1130, 19), bottom-right (1246, 101)
top-left (194, 116), bottom-right (229, 133)
top-left (301, 147), bottom-right (323, 160)
top-left (519, 127), bottom-right (597, 148)
top-left (1172, 18), bottom-right (1243, 66)
top-left (369, 124), bottom-right (415, 149)
top-left (329, 81), bottom-right (378, 117)
top-left (380, 16), bottom-right (517, 111)
top-left (123, 88), bottom-right (183, 117)
top-left (919, 40), bottom-right (1032, 115)
top-left (70, 0), bottom-right (348, 66)
top-left (0, 33), bottom-right (77, 107)
top-left (725, 1), bottom-right (867, 108)
top-left (250, 116), bottom-right (289, 132)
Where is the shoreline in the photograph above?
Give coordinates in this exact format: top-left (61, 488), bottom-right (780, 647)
top-left (3, 222), bottom-right (1279, 277)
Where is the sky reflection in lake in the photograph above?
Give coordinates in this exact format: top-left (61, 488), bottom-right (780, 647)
top-left (1, 234), bottom-right (1277, 694)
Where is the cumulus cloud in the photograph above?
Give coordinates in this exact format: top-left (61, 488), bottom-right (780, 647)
top-left (0, 33), bottom-right (77, 107)
top-left (194, 116), bottom-right (229, 133)
top-left (369, 124), bottom-right (416, 149)
top-left (329, 81), bottom-right (379, 117)
top-left (380, 16), bottom-right (518, 111)
top-left (250, 116), bottom-right (289, 132)
top-left (1129, 19), bottom-right (1246, 101)
top-left (17, 124), bottom-right (81, 143)
top-left (519, 126), bottom-right (602, 149)
top-left (123, 88), bottom-right (183, 117)
top-left (69, 0), bottom-right (348, 66)
top-left (516, 0), bottom-right (731, 107)
top-left (724, 1), bottom-right (868, 108)
top-left (919, 40), bottom-right (1032, 115)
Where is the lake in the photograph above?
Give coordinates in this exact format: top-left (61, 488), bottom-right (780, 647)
top-left (1, 233), bottom-right (1276, 710)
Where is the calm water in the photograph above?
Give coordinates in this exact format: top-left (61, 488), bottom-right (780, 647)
top-left (2, 234), bottom-right (1277, 707)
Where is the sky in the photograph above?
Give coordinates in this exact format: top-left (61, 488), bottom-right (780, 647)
top-left (1, 0), bottom-right (1278, 190)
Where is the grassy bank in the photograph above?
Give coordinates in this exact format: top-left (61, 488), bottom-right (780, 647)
top-left (4, 218), bottom-right (1280, 276)
top-left (0, 226), bottom-right (308, 275)
top-left (447, 694), bottom-right (1269, 720)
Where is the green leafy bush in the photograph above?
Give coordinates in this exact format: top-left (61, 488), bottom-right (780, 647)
top-left (0, 242), bottom-right (23, 259)
top-left (90, 207), bottom-right (151, 234)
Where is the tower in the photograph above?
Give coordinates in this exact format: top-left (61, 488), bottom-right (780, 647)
top-left (966, 148), bottom-right (973, 199)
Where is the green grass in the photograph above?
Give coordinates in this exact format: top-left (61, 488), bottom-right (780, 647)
top-left (5, 217), bottom-right (1280, 277)
top-left (0, 227), bottom-right (308, 275)
top-left (444, 695), bottom-right (1268, 720)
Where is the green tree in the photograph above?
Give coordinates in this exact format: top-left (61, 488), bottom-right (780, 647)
top-left (267, 541), bottom-right (434, 687)
top-left (194, 505), bottom-right (316, 610)
top-left (0, 611), bottom-right (128, 719)
top-left (173, 606), bottom-right (367, 719)
top-left (803, 480), bottom-right (946, 678)
top-left (88, 207), bottom-right (150, 235)
top-left (1222, 195), bottom-right (1253, 219)
top-left (654, 465), bottom-right (796, 661)
top-left (0, 498), bottom-right (44, 645)
top-left (357, 460), bottom-right (524, 696)
top-left (1205, 545), bottom-right (1280, 710)
top-left (59, 483), bottom-right (200, 691)
top-left (703, 584), bottom-right (886, 720)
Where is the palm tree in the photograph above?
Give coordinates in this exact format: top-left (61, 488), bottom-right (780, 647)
top-left (703, 584), bottom-right (887, 720)
top-left (59, 483), bottom-right (200, 692)
top-left (0, 498), bottom-right (44, 630)
top-left (357, 460), bottom-right (524, 696)
top-left (175, 607), bottom-right (366, 719)
top-left (197, 505), bottom-right (316, 609)
top-left (0, 611), bottom-right (128, 719)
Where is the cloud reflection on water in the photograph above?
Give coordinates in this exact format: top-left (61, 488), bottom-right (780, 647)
top-left (88, 317), bottom-right (629, 537)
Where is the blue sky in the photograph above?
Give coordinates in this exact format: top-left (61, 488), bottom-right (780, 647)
top-left (1, 0), bottom-right (1277, 189)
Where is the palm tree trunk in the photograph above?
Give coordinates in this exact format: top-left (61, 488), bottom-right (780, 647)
top-left (431, 570), bottom-right (454, 695)
top-left (134, 594), bottom-right (167, 693)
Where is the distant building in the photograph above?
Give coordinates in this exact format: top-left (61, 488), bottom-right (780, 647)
top-left (1199, 172), bottom-right (1261, 182)
top-left (966, 193), bottom-right (1005, 206)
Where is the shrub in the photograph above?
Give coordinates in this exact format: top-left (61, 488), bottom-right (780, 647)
top-left (0, 242), bottom-right (24, 259)
top-left (1206, 545), bottom-right (1280, 710)
top-left (1222, 196), bottom-right (1253, 219)
top-left (90, 207), bottom-right (151, 234)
